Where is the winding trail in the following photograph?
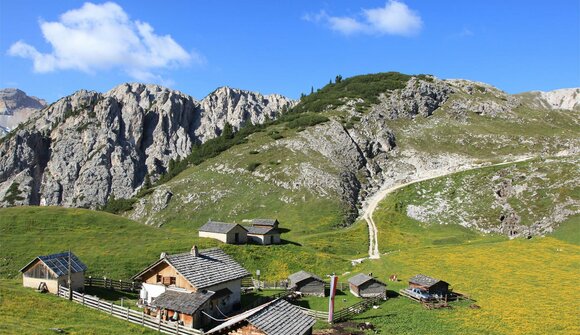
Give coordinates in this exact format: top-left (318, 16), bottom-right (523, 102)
top-left (356, 155), bottom-right (537, 262)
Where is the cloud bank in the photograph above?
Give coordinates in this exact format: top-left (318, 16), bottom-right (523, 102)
top-left (304, 0), bottom-right (422, 37)
top-left (8, 2), bottom-right (199, 82)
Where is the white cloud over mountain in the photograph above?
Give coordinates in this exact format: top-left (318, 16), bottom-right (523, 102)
top-left (304, 0), bottom-right (422, 37)
top-left (8, 2), bottom-right (199, 82)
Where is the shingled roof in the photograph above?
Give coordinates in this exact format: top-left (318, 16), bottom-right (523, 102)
top-left (133, 248), bottom-right (250, 289)
top-left (207, 299), bottom-right (316, 335)
top-left (288, 271), bottom-right (323, 285)
top-left (152, 290), bottom-right (214, 314)
top-left (251, 219), bottom-right (278, 227)
top-left (246, 226), bottom-right (278, 235)
top-left (20, 251), bottom-right (88, 276)
top-left (348, 273), bottom-right (386, 287)
top-left (409, 274), bottom-right (447, 288)
top-left (199, 221), bottom-right (247, 234)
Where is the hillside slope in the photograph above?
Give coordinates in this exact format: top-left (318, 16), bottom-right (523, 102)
top-left (128, 73), bottom-right (580, 238)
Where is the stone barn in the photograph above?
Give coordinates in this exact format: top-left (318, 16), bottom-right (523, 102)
top-left (206, 298), bottom-right (315, 335)
top-left (246, 226), bottom-right (281, 245)
top-left (198, 221), bottom-right (248, 244)
top-left (408, 274), bottom-right (450, 296)
top-left (20, 251), bottom-right (87, 294)
top-left (288, 271), bottom-right (326, 297)
top-left (348, 273), bottom-right (387, 298)
top-left (251, 219), bottom-right (279, 230)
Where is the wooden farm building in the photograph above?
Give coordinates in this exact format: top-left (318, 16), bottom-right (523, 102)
top-left (348, 273), bottom-right (387, 298)
top-left (198, 221), bottom-right (248, 244)
top-left (20, 251), bottom-right (87, 294)
top-left (408, 274), bottom-right (450, 296)
top-left (247, 226), bottom-right (281, 245)
top-left (288, 271), bottom-right (326, 297)
top-left (206, 298), bottom-right (315, 335)
top-left (132, 246), bottom-right (250, 328)
top-left (251, 219), bottom-right (280, 230)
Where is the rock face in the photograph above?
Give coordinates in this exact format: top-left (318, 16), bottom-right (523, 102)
top-left (0, 83), bottom-right (295, 208)
top-left (0, 88), bottom-right (46, 135)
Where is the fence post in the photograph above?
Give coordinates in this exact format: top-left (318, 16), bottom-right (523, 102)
top-left (158, 314), bottom-right (161, 332)
top-left (110, 302), bottom-right (114, 315)
top-left (82, 293), bottom-right (85, 305)
top-left (141, 311), bottom-right (145, 325)
top-left (126, 307), bottom-right (130, 320)
top-left (175, 322), bottom-right (179, 335)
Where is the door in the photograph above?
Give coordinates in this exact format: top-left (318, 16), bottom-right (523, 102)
top-left (235, 233), bottom-right (239, 244)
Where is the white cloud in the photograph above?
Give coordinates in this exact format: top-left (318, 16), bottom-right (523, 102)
top-left (8, 2), bottom-right (199, 82)
top-left (304, 1), bottom-right (423, 37)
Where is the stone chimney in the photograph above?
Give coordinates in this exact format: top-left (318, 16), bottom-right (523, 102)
top-left (160, 252), bottom-right (167, 259)
top-left (191, 245), bottom-right (199, 257)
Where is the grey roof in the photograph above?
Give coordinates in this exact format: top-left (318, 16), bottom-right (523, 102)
top-left (152, 290), bottom-right (213, 314)
top-left (207, 299), bottom-right (315, 335)
top-left (199, 221), bottom-right (247, 234)
top-left (246, 226), bottom-right (278, 235)
top-left (165, 248), bottom-right (251, 289)
top-left (246, 299), bottom-right (316, 335)
top-left (20, 252), bottom-right (87, 276)
top-left (288, 271), bottom-right (323, 285)
top-left (252, 219), bottom-right (278, 227)
top-left (348, 273), bottom-right (386, 287)
top-left (409, 274), bottom-right (447, 287)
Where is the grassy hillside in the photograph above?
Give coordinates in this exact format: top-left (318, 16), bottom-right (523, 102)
top-left (0, 206), bottom-right (360, 281)
top-left (0, 280), bottom-right (156, 335)
top-left (372, 156), bottom-right (579, 245)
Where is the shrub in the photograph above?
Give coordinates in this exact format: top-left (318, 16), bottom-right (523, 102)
top-left (249, 150), bottom-right (260, 155)
top-left (246, 162), bottom-right (261, 172)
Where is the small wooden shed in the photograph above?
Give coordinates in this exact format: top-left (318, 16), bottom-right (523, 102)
top-left (288, 271), bottom-right (326, 297)
top-left (408, 274), bottom-right (450, 295)
top-left (198, 221), bottom-right (248, 244)
top-left (348, 273), bottom-right (387, 298)
top-left (20, 251), bottom-right (87, 294)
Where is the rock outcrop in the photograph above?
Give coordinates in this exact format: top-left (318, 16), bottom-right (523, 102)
top-left (0, 83), bottom-right (294, 208)
top-left (0, 88), bottom-right (46, 136)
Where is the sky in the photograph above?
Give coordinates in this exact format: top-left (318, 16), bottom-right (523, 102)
top-left (0, 0), bottom-right (578, 102)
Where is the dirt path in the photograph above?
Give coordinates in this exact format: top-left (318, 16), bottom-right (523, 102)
top-left (355, 155), bottom-right (536, 262)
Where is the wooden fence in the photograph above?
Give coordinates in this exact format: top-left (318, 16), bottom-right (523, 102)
top-left (85, 276), bottom-right (142, 292)
top-left (57, 286), bottom-right (203, 335)
top-left (248, 278), bottom-right (349, 291)
top-left (294, 305), bottom-right (330, 321)
top-left (332, 293), bottom-right (386, 322)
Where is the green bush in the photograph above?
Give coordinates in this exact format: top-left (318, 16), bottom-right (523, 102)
top-left (246, 162), bottom-right (261, 172)
top-left (286, 114), bottom-right (329, 129)
top-left (100, 195), bottom-right (136, 214)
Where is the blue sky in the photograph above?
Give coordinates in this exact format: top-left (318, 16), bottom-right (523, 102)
top-left (0, 1), bottom-right (578, 102)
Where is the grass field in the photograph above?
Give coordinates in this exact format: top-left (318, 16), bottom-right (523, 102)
top-left (351, 237), bottom-right (580, 335)
top-left (0, 280), bottom-right (156, 335)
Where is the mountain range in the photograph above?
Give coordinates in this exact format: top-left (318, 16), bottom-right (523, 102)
top-left (0, 73), bottom-right (578, 237)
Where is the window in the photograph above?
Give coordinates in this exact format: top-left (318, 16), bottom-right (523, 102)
top-left (156, 275), bottom-right (162, 283)
top-left (170, 277), bottom-right (176, 285)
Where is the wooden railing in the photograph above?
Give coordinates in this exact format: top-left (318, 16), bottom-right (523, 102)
top-left (57, 286), bottom-right (203, 335)
top-left (332, 293), bottom-right (386, 322)
top-left (85, 276), bottom-right (141, 292)
top-left (293, 305), bottom-right (330, 320)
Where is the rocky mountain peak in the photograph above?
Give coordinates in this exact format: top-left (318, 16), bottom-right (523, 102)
top-left (0, 83), bottom-right (294, 208)
top-left (0, 88), bottom-right (47, 135)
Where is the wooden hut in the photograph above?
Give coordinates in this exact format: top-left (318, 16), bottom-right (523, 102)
top-left (408, 274), bottom-right (450, 296)
top-left (206, 299), bottom-right (315, 335)
top-left (133, 245), bottom-right (250, 320)
top-left (198, 221), bottom-right (248, 244)
top-left (348, 273), bottom-right (387, 298)
top-left (288, 271), bottom-right (326, 297)
top-left (20, 251), bottom-right (87, 294)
